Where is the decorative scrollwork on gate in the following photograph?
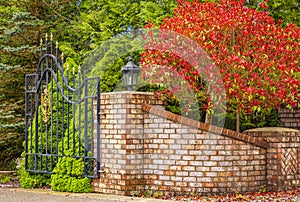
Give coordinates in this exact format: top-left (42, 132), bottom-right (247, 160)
top-left (41, 89), bottom-right (51, 123)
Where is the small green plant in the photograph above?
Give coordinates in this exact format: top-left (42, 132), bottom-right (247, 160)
top-left (19, 167), bottom-right (51, 188)
top-left (51, 154), bottom-right (92, 193)
top-left (0, 174), bottom-right (12, 184)
top-left (153, 191), bottom-right (163, 198)
top-left (143, 189), bottom-right (153, 198)
top-left (259, 184), bottom-right (266, 193)
top-left (19, 155), bottom-right (51, 188)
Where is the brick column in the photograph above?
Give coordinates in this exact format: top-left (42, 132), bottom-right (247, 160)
top-left (92, 92), bottom-right (164, 195)
top-left (245, 127), bottom-right (300, 192)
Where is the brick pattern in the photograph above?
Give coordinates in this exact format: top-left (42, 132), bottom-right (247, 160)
top-left (143, 112), bottom-right (266, 194)
top-left (278, 108), bottom-right (300, 130)
top-left (142, 104), bottom-right (268, 148)
top-left (281, 148), bottom-right (297, 175)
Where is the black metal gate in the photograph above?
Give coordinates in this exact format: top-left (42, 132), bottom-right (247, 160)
top-left (25, 35), bottom-right (100, 178)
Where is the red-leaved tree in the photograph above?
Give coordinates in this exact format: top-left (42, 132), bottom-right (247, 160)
top-left (141, 0), bottom-right (300, 131)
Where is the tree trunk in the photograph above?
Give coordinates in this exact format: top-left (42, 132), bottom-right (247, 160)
top-left (205, 112), bottom-right (212, 125)
top-left (236, 112), bottom-right (240, 133)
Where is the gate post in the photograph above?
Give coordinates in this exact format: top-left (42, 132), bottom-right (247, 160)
top-left (92, 91), bottom-right (164, 195)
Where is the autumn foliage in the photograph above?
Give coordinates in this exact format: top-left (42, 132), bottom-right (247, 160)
top-left (141, 0), bottom-right (300, 119)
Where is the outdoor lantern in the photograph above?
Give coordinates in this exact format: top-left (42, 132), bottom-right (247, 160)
top-left (121, 57), bottom-right (141, 91)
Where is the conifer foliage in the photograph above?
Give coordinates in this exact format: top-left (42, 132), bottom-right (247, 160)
top-left (0, 0), bottom-right (79, 170)
top-left (0, 1), bottom-right (46, 169)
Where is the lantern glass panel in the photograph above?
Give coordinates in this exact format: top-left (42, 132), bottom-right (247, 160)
top-left (128, 73), bottom-right (133, 86)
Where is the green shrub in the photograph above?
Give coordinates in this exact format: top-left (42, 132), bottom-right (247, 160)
top-left (19, 167), bottom-right (51, 188)
top-left (19, 153), bottom-right (51, 188)
top-left (0, 174), bottom-right (12, 184)
top-left (51, 155), bottom-right (92, 193)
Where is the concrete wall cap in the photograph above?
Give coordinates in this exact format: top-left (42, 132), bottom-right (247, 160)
top-left (244, 127), bottom-right (300, 133)
top-left (101, 91), bottom-right (154, 96)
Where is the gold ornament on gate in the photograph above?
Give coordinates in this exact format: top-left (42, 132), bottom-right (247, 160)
top-left (41, 89), bottom-right (51, 123)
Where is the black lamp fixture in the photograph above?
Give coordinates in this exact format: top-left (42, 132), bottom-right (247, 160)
top-left (121, 57), bottom-right (141, 91)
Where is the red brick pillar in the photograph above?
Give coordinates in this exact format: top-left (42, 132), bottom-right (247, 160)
top-left (92, 92), bottom-right (164, 195)
top-left (245, 127), bottom-right (300, 192)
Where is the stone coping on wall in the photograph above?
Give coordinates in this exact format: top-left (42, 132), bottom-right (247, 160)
top-left (244, 127), bottom-right (300, 143)
top-left (102, 91), bottom-right (157, 96)
top-left (245, 127), bottom-right (300, 132)
top-left (141, 104), bottom-right (268, 148)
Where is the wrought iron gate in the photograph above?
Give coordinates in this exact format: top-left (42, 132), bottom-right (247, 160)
top-left (25, 35), bottom-right (100, 178)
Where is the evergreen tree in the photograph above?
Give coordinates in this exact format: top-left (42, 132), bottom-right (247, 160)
top-left (83, 0), bottom-right (177, 91)
top-left (0, 1), bottom-right (45, 169)
top-left (0, 0), bottom-right (79, 170)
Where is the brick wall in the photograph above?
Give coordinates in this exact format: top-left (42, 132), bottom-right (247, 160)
top-left (278, 108), bottom-right (300, 130)
top-left (143, 108), bottom-right (266, 194)
top-left (92, 92), bottom-right (300, 196)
